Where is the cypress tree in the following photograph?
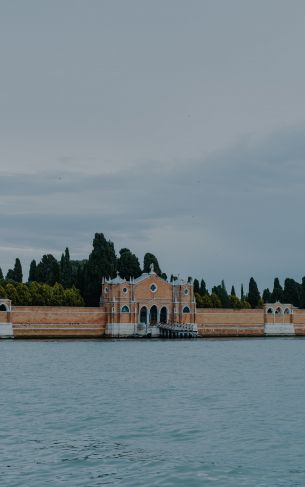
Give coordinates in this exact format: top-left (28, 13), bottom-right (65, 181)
top-left (193, 279), bottom-right (200, 294)
top-left (241, 284), bottom-right (244, 300)
top-left (13, 258), bottom-right (23, 283)
top-left (0, 267), bottom-right (3, 281)
top-left (200, 279), bottom-right (207, 295)
top-left (28, 260), bottom-right (37, 282)
top-left (231, 285), bottom-right (236, 297)
top-left (36, 255), bottom-right (60, 286)
top-left (117, 248), bottom-right (141, 279)
top-left (60, 248), bottom-right (73, 288)
top-left (283, 278), bottom-right (301, 307)
top-left (248, 277), bottom-right (261, 308)
top-left (271, 278), bottom-right (283, 302)
top-left (143, 253), bottom-right (162, 276)
top-left (262, 288), bottom-right (272, 303)
top-left (83, 233), bottom-right (117, 306)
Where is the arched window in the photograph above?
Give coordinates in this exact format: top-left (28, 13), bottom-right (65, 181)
top-left (275, 307), bottom-right (282, 315)
top-left (284, 308), bottom-right (290, 315)
top-left (121, 305), bottom-right (129, 313)
top-left (0, 304), bottom-right (7, 312)
top-left (183, 306), bottom-right (190, 313)
top-left (267, 308), bottom-right (274, 314)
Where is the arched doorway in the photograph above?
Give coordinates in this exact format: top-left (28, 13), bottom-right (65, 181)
top-left (149, 305), bottom-right (158, 325)
top-left (0, 304), bottom-right (8, 312)
top-left (160, 306), bottom-right (167, 324)
top-left (140, 306), bottom-right (148, 324)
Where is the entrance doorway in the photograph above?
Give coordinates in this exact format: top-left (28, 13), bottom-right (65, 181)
top-left (160, 306), bottom-right (167, 324)
top-left (140, 306), bottom-right (148, 324)
top-left (149, 305), bottom-right (158, 325)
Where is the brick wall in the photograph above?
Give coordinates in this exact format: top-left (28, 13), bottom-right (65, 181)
top-left (11, 306), bottom-right (107, 338)
top-left (195, 309), bottom-right (265, 336)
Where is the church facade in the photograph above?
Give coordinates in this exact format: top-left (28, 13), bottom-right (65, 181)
top-left (101, 265), bottom-right (196, 337)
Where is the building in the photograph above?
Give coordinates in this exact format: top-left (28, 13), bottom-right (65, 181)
top-left (101, 264), bottom-right (196, 337)
top-left (2, 271), bottom-right (305, 338)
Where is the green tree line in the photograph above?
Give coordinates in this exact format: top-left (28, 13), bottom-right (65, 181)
top-left (1, 232), bottom-right (305, 309)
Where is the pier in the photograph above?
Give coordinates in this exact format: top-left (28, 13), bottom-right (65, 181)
top-left (158, 323), bottom-right (198, 338)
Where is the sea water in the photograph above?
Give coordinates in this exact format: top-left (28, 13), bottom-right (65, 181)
top-left (1, 338), bottom-right (305, 486)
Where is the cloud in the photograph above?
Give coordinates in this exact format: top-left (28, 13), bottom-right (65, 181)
top-left (1, 125), bottom-right (305, 289)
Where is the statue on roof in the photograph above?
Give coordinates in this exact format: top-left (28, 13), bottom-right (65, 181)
top-left (150, 263), bottom-right (155, 274)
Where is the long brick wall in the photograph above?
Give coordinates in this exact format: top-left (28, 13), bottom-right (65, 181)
top-left (195, 309), bottom-right (265, 336)
top-left (11, 306), bottom-right (107, 338)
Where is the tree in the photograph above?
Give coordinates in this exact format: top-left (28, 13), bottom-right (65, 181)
top-left (271, 278), bottom-right (283, 303)
top-left (231, 285), bottom-right (236, 297)
top-left (283, 278), bottom-right (301, 307)
top-left (117, 248), bottom-right (141, 279)
top-left (262, 288), bottom-right (272, 303)
top-left (28, 260), bottom-right (37, 282)
top-left (143, 253), bottom-right (162, 276)
top-left (193, 279), bottom-right (200, 294)
top-left (212, 281), bottom-right (231, 308)
top-left (6, 268), bottom-right (15, 281)
top-left (0, 267), bottom-right (3, 281)
top-left (200, 279), bottom-right (208, 295)
top-left (60, 248), bottom-right (73, 288)
top-left (241, 284), bottom-right (244, 300)
top-left (248, 277), bottom-right (261, 308)
top-left (13, 258), bottom-right (23, 283)
top-left (83, 233), bottom-right (117, 306)
top-left (36, 254), bottom-right (60, 286)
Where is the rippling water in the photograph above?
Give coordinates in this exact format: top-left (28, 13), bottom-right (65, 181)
top-left (1, 338), bottom-right (305, 486)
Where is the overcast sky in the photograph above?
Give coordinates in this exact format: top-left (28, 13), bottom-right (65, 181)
top-left (1, 0), bottom-right (305, 293)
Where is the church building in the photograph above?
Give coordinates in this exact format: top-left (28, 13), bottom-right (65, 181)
top-left (101, 264), bottom-right (196, 337)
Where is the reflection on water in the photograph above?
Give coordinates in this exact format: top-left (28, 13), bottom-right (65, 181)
top-left (1, 338), bottom-right (305, 486)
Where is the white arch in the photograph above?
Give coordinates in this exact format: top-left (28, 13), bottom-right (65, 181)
top-left (275, 306), bottom-right (283, 315)
top-left (183, 305), bottom-right (191, 313)
top-left (284, 307), bottom-right (290, 315)
top-left (121, 305), bottom-right (129, 313)
top-left (267, 307), bottom-right (274, 314)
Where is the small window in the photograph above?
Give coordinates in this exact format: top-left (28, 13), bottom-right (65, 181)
top-left (284, 308), bottom-right (290, 315)
top-left (150, 283), bottom-right (157, 293)
top-left (275, 307), bottom-right (282, 315)
top-left (104, 287), bottom-right (109, 294)
top-left (184, 288), bottom-right (189, 295)
top-left (122, 287), bottom-right (128, 294)
top-left (121, 305), bottom-right (129, 313)
top-left (267, 308), bottom-right (274, 314)
top-left (183, 306), bottom-right (190, 313)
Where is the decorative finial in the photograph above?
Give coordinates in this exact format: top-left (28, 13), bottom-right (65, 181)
top-left (149, 263), bottom-right (154, 274)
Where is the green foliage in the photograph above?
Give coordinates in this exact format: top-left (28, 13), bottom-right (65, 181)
top-left (83, 233), bottom-right (117, 306)
top-left (271, 278), bottom-right (283, 303)
top-left (212, 280), bottom-right (231, 308)
top-left (117, 248), bottom-right (141, 280)
top-left (0, 267), bottom-right (3, 281)
top-left (262, 288), bottom-right (272, 303)
top-left (283, 278), bottom-right (303, 308)
top-left (36, 254), bottom-right (60, 286)
top-left (5, 258), bottom-right (23, 283)
top-left (193, 279), bottom-right (200, 294)
top-left (0, 281), bottom-right (84, 306)
top-left (60, 248), bottom-right (73, 288)
top-left (28, 260), bottom-right (37, 282)
top-left (241, 284), bottom-right (244, 300)
top-left (200, 279), bottom-right (207, 295)
top-left (143, 253), bottom-right (162, 276)
top-left (248, 277), bottom-right (261, 308)
top-left (231, 285), bottom-right (236, 297)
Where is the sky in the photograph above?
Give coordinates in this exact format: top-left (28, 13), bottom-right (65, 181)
top-left (1, 0), bottom-right (305, 293)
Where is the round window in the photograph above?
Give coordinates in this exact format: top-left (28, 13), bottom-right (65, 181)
top-left (123, 287), bottom-right (128, 294)
top-left (184, 288), bottom-right (189, 295)
top-left (150, 283), bottom-right (157, 293)
top-left (104, 287), bottom-right (109, 294)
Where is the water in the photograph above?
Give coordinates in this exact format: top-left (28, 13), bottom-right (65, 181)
top-left (1, 338), bottom-right (305, 486)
